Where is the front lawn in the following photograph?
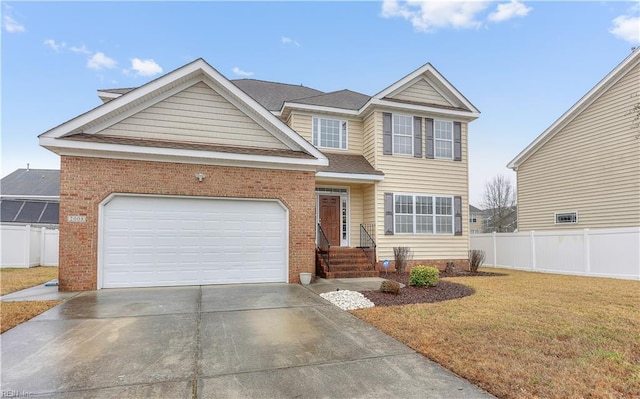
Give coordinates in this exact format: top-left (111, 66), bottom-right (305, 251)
top-left (1, 266), bottom-right (58, 296)
top-left (1, 300), bottom-right (61, 333)
top-left (352, 268), bottom-right (640, 399)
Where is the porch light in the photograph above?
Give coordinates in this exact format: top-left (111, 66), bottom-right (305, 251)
top-left (195, 173), bottom-right (206, 182)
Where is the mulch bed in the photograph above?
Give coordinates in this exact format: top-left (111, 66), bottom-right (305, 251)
top-left (360, 270), bottom-right (503, 307)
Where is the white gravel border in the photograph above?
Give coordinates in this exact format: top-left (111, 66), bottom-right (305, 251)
top-left (320, 290), bottom-right (375, 310)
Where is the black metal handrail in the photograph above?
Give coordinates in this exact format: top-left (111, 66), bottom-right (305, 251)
top-left (358, 223), bottom-right (377, 269)
top-left (317, 223), bottom-right (331, 270)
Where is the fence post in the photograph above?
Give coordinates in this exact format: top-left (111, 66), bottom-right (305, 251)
top-left (584, 228), bottom-right (590, 273)
top-left (23, 224), bottom-right (31, 268)
top-left (530, 230), bottom-right (536, 270)
top-left (40, 227), bottom-right (46, 267)
top-left (492, 231), bottom-right (497, 267)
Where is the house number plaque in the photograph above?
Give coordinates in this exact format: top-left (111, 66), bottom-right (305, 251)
top-left (67, 215), bottom-right (87, 223)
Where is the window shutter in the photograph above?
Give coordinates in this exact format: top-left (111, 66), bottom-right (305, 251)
top-left (453, 121), bottom-right (462, 161)
top-left (425, 118), bottom-right (434, 159)
top-left (384, 192), bottom-right (394, 235)
top-left (383, 113), bottom-right (392, 155)
top-left (454, 195), bottom-right (462, 236)
top-left (413, 117), bottom-right (422, 158)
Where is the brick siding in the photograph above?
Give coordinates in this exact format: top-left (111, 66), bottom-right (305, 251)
top-left (59, 156), bottom-right (316, 291)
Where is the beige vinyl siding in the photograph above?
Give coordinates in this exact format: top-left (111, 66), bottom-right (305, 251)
top-left (517, 62), bottom-right (640, 230)
top-left (288, 112), bottom-right (363, 154)
top-left (390, 78), bottom-right (453, 107)
top-left (98, 82), bottom-right (288, 149)
top-left (363, 112), bottom-right (377, 166)
top-left (347, 184), bottom-right (364, 246)
top-left (371, 111), bottom-right (470, 260)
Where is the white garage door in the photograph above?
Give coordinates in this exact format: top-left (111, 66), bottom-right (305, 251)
top-left (101, 195), bottom-right (287, 288)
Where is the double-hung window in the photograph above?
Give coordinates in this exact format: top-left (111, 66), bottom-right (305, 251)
top-left (394, 194), bottom-right (453, 234)
top-left (434, 120), bottom-right (453, 159)
top-left (393, 114), bottom-right (413, 155)
top-left (312, 117), bottom-right (347, 150)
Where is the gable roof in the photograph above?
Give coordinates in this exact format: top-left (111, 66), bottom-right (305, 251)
top-left (469, 204), bottom-right (482, 213)
top-left (364, 62), bottom-right (480, 119)
top-left (508, 49), bottom-right (640, 170)
top-left (40, 59), bottom-right (327, 169)
top-left (1, 169), bottom-right (60, 198)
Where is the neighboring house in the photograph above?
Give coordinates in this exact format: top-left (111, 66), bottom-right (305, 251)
top-left (508, 49), bottom-right (640, 231)
top-left (39, 58), bottom-right (479, 291)
top-left (482, 206), bottom-right (517, 233)
top-left (469, 205), bottom-right (484, 234)
top-left (0, 168), bottom-right (60, 228)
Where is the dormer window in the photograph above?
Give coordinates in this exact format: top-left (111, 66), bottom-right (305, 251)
top-left (312, 117), bottom-right (347, 149)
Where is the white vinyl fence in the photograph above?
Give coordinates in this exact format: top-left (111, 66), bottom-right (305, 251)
top-left (0, 225), bottom-right (59, 268)
top-left (471, 227), bottom-right (640, 280)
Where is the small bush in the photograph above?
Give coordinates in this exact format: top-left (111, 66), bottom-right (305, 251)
top-left (379, 280), bottom-right (401, 295)
top-left (469, 250), bottom-right (486, 272)
top-left (409, 265), bottom-right (439, 287)
top-left (393, 247), bottom-right (413, 273)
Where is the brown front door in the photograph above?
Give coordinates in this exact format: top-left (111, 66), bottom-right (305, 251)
top-left (319, 195), bottom-right (341, 246)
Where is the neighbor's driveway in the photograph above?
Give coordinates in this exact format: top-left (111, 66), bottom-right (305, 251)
top-left (1, 284), bottom-right (493, 398)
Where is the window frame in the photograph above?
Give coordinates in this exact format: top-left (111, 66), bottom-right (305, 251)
top-left (434, 119), bottom-right (454, 160)
top-left (554, 211), bottom-right (578, 225)
top-left (393, 193), bottom-right (454, 235)
top-left (312, 116), bottom-right (348, 150)
top-left (392, 113), bottom-right (414, 156)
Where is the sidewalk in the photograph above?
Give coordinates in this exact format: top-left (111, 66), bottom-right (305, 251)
top-left (0, 281), bottom-right (80, 302)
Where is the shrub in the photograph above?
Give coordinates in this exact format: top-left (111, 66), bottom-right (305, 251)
top-left (379, 280), bottom-right (401, 295)
top-left (409, 265), bottom-right (439, 287)
top-left (393, 247), bottom-right (413, 273)
top-left (469, 250), bottom-right (486, 272)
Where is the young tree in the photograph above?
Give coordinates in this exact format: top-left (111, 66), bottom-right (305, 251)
top-left (480, 174), bottom-right (517, 233)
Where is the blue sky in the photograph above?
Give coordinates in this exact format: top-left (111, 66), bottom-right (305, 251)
top-left (2, 1), bottom-right (639, 205)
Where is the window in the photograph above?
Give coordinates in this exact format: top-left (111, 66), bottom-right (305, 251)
top-left (312, 117), bottom-right (347, 149)
top-left (434, 120), bottom-right (453, 159)
top-left (555, 212), bottom-right (578, 224)
top-left (393, 114), bottom-right (413, 155)
top-left (470, 214), bottom-right (477, 223)
top-left (394, 194), bottom-right (453, 235)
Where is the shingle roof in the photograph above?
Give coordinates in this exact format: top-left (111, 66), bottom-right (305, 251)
top-left (231, 79), bottom-right (324, 111)
top-left (0, 199), bottom-right (59, 224)
top-left (96, 80), bottom-right (372, 112)
top-left (291, 90), bottom-right (371, 110)
top-left (65, 134), bottom-right (316, 159)
top-left (98, 88), bottom-right (137, 95)
top-left (1, 169), bottom-right (60, 197)
top-left (320, 153), bottom-right (383, 176)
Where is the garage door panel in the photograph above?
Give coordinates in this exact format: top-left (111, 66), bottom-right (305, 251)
top-left (102, 196), bottom-right (287, 288)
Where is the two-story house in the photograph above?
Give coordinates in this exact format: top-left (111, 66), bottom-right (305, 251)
top-left (39, 59), bottom-right (479, 291)
top-left (508, 49), bottom-right (639, 231)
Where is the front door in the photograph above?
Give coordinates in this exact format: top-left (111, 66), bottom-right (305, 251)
top-left (319, 195), bottom-right (341, 246)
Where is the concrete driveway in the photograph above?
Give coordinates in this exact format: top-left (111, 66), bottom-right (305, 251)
top-left (1, 284), bottom-right (493, 398)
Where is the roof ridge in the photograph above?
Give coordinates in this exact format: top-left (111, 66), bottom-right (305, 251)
top-left (231, 78), bottom-right (323, 92)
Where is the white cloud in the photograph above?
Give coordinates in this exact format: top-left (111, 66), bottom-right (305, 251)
top-left (232, 66), bottom-right (254, 77)
top-left (381, 0), bottom-right (490, 32)
top-left (609, 10), bottom-right (640, 44)
top-left (130, 58), bottom-right (163, 76)
top-left (70, 45), bottom-right (91, 55)
top-left (281, 36), bottom-right (300, 47)
top-left (44, 39), bottom-right (66, 52)
top-left (488, 1), bottom-right (532, 22)
top-left (3, 15), bottom-right (25, 33)
top-left (87, 52), bottom-right (117, 70)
